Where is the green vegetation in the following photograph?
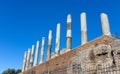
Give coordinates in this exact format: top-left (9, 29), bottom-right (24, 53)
top-left (2, 69), bottom-right (21, 74)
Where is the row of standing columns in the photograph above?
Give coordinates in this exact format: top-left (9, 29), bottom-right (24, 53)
top-left (22, 12), bottom-right (111, 72)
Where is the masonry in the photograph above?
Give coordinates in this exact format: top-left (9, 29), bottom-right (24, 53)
top-left (20, 35), bottom-right (120, 74)
top-left (20, 12), bottom-right (120, 74)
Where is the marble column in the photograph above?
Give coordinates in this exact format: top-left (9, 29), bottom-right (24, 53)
top-left (25, 48), bottom-right (31, 70)
top-left (30, 45), bottom-right (35, 68)
top-left (100, 13), bottom-right (111, 36)
top-left (33, 41), bottom-right (40, 66)
top-left (40, 37), bottom-right (45, 64)
top-left (22, 51), bottom-right (27, 72)
top-left (47, 30), bottom-right (52, 60)
top-left (81, 12), bottom-right (88, 45)
top-left (55, 23), bottom-right (61, 56)
top-left (66, 14), bottom-right (72, 50)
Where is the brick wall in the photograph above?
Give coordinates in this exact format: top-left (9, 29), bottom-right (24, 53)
top-left (21, 35), bottom-right (115, 74)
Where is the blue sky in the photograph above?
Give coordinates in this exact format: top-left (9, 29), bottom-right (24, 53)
top-left (0, 0), bottom-right (120, 73)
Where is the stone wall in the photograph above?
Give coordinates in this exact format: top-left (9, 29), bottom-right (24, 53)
top-left (21, 35), bottom-right (119, 74)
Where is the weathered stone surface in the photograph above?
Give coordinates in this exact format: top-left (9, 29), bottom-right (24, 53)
top-left (21, 36), bottom-right (118, 74)
top-left (110, 39), bottom-right (120, 67)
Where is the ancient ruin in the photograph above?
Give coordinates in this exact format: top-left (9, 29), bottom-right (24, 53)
top-left (20, 12), bottom-right (120, 74)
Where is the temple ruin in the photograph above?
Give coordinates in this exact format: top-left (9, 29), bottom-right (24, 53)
top-left (20, 12), bottom-right (120, 74)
